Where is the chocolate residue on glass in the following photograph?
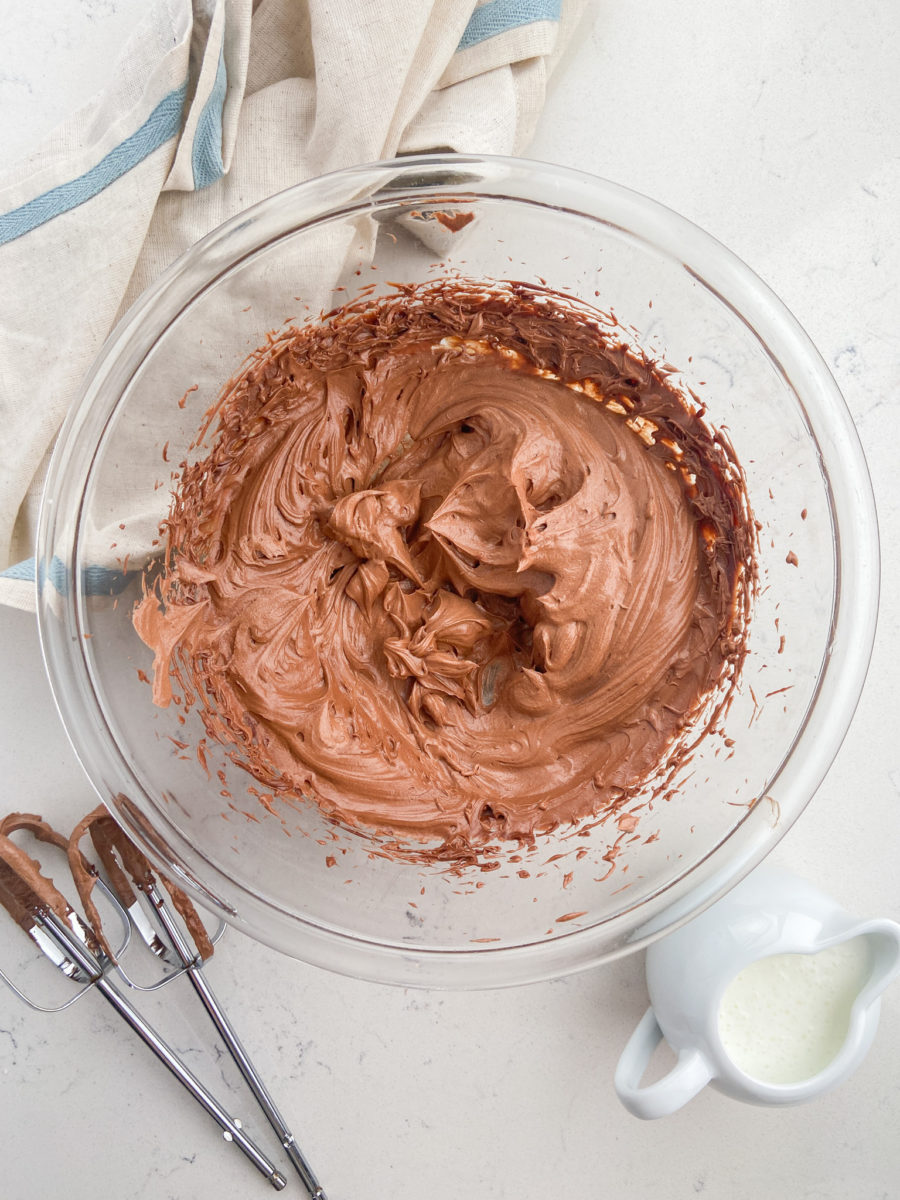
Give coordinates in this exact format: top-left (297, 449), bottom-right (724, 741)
top-left (135, 279), bottom-right (756, 862)
top-left (408, 209), bottom-right (474, 233)
top-left (433, 210), bottom-right (474, 232)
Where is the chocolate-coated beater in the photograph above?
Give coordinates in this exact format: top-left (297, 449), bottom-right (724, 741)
top-left (0, 812), bottom-right (326, 1197)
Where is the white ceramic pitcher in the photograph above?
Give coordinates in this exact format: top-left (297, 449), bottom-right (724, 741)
top-left (615, 866), bottom-right (900, 1118)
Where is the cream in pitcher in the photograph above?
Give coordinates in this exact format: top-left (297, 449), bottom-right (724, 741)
top-left (717, 938), bottom-right (873, 1085)
top-left (615, 867), bottom-right (900, 1118)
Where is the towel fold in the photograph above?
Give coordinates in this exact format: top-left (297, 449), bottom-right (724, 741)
top-left (0, 0), bottom-right (585, 611)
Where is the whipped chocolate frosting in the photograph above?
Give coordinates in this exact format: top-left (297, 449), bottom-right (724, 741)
top-left (135, 279), bottom-right (755, 860)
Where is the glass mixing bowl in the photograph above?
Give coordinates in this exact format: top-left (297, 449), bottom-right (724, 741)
top-left (36, 155), bottom-right (878, 988)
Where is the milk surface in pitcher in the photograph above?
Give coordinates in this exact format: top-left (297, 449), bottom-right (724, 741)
top-left (717, 937), bottom-right (873, 1085)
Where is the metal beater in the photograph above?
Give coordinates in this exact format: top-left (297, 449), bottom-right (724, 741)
top-left (0, 810), bottom-right (327, 1197)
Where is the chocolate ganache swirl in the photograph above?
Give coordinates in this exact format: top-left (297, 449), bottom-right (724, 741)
top-left (135, 280), bottom-right (755, 859)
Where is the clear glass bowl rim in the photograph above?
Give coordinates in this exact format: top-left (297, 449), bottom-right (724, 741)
top-left (36, 154), bottom-right (880, 988)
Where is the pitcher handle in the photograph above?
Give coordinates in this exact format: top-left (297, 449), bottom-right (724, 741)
top-left (615, 1007), bottom-right (712, 1119)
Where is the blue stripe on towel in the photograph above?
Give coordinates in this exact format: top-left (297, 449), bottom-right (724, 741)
top-left (191, 41), bottom-right (228, 189)
top-left (457, 0), bottom-right (561, 50)
top-left (1, 556), bottom-right (134, 596)
top-left (0, 557), bottom-right (40, 583)
top-left (0, 83), bottom-right (187, 247)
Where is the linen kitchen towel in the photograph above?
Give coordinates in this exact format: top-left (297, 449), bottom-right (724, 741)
top-left (0, 0), bottom-right (585, 611)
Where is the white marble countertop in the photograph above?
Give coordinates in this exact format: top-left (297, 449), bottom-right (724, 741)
top-left (1, 2), bottom-right (899, 1197)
